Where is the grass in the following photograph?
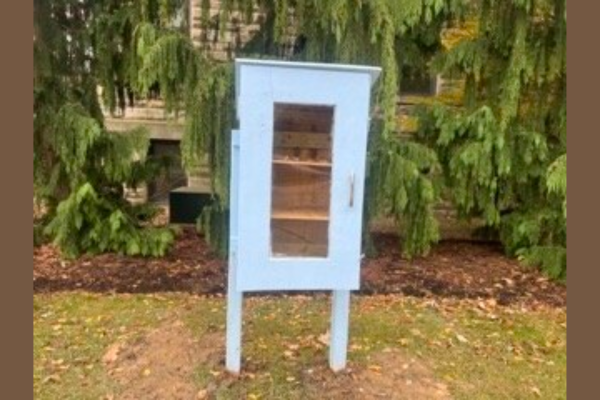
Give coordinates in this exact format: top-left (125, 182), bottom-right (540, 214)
top-left (34, 293), bottom-right (566, 399)
top-left (33, 293), bottom-right (187, 399)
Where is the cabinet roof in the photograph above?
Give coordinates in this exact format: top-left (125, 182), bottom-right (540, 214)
top-left (235, 58), bottom-right (381, 91)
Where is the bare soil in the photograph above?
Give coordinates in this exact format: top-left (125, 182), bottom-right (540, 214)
top-left (34, 228), bottom-right (566, 308)
top-left (105, 320), bottom-right (223, 400)
top-left (311, 350), bottom-right (451, 400)
top-left (103, 318), bottom-right (450, 400)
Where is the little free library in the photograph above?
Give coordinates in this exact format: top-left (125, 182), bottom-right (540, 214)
top-left (227, 59), bottom-right (381, 373)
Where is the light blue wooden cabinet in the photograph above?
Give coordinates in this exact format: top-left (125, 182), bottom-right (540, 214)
top-left (227, 59), bottom-right (381, 372)
top-left (231, 59), bottom-right (381, 291)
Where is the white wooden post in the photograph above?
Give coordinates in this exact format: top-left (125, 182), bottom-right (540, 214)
top-left (329, 290), bottom-right (351, 371)
top-left (226, 286), bottom-right (243, 373)
top-left (226, 129), bottom-right (243, 373)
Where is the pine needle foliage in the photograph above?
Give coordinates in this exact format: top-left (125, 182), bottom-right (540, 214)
top-left (187, 64), bottom-right (235, 258)
top-left (34, 0), bottom-right (180, 258)
top-left (417, 0), bottom-right (567, 278)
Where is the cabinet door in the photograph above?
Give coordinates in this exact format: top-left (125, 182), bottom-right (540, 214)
top-left (236, 66), bottom-right (371, 291)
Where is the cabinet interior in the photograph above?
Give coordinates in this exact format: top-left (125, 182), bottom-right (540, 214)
top-left (270, 103), bottom-right (334, 258)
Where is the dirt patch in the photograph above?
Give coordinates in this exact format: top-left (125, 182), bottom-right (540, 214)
top-left (34, 228), bottom-right (566, 308)
top-left (308, 349), bottom-right (451, 399)
top-left (104, 322), bottom-right (452, 400)
top-left (105, 320), bottom-right (222, 400)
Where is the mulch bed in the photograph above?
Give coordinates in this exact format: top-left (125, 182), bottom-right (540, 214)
top-left (33, 228), bottom-right (566, 308)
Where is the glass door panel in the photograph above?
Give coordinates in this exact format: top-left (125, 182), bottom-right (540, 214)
top-left (270, 104), bottom-right (334, 258)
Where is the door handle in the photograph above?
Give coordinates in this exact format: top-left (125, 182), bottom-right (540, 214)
top-left (349, 173), bottom-right (355, 208)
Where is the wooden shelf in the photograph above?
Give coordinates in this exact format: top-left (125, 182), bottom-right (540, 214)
top-left (271, 209), bottom-right (329, 221)
top-left (272, 159), bottom-right (332, 167)
top-left (272, 244), bottom-right (328, 258)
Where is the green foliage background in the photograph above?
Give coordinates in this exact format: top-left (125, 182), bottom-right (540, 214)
top-left (418, 0), bottom-right (567, 278)
top-left (34, 0), bottom-right (566, 278)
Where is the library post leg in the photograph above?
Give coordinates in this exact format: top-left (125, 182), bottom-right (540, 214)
top-left (329, 290), bottom-right (351, 371)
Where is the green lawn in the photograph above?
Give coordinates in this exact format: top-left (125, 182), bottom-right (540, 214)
top-left (34, 293), bottom-right (566, 399)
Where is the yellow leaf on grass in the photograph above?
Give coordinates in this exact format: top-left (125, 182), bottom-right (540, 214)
top-left (456, 334), bottom-right (469, 344)
top-left (283, 350), bottom-right (295, 358)
top-left (368, 365), bottom-right (382, 373)
top-left (318, 332), bottom-right (330, 346)
top-left (42, 374), bottom-right (61, 384)
top-left (102, 343), bottom-right (121, 364)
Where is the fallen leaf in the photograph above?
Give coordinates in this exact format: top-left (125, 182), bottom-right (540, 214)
top-left (283, 350), bottom-right (295, 359)
top-left (102, 343), bottom-right (121, 364)
top-left (410, 328), bottom-right (422, 337)
top-left (455, 334), bottom-right (469, 344)
top-left (42, 374), bottom-right (61, 384)
top-left (196, 389), bottom-right (208, 399)
top-left (503, 278), bottom-right (515, 287)
top-left (368, 365), bottom-right (382, 373)
top-left (318, 332), bottom-right (330, 346)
